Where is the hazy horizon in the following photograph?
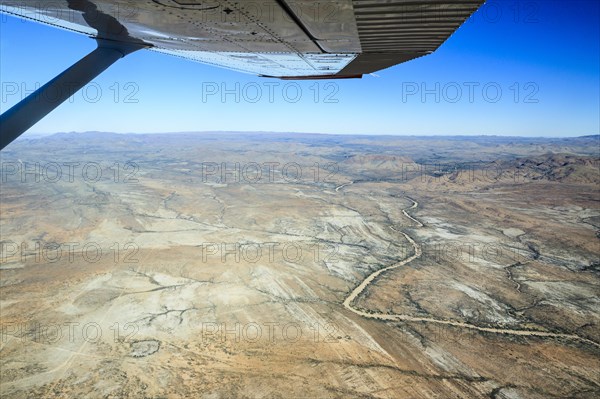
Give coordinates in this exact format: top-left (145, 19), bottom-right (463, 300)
top-left (15, 130), bottom-right (600, 140)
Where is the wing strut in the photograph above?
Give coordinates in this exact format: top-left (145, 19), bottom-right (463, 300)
top-left (0, 39), bottom-right (145, 150)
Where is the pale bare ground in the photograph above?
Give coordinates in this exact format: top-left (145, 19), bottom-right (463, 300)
top-left (1, 134), bottom-right (598, 398)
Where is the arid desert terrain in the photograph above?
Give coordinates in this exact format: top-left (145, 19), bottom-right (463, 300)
top-left (1, 133), bottom-right (599, 398)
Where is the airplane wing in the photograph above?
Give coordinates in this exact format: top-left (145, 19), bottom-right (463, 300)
top-left (0, 0), bottom-right (485, 79)
top-left (0, 0), bottom-right (485, 150)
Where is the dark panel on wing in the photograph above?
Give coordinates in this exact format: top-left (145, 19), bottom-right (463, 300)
top-left (337, 0), bottom-right (485, 75)
top-left (265, 74), bottom-right (363, 80)
top-left (338, 52), bottom-right (424, 75)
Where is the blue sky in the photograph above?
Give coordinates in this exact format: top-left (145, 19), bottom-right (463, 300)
top-left (0, 0), bottom-right (598, 137)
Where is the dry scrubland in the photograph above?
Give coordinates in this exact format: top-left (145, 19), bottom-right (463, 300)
top-left (1, 133), bottom-right (599, 398)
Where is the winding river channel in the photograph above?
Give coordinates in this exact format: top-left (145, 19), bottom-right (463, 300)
top-left (337, 188), bottom-right (600, 349)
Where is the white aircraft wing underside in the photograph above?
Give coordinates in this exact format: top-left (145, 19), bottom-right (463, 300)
top-left (0, 0), bottom-right (485, 78)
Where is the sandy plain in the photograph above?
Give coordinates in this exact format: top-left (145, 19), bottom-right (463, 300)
top-left (0, 133), bottom-right (598, 398)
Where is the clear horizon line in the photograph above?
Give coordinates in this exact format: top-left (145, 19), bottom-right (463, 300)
top-left (21, 131), bottom-right (600, 140)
